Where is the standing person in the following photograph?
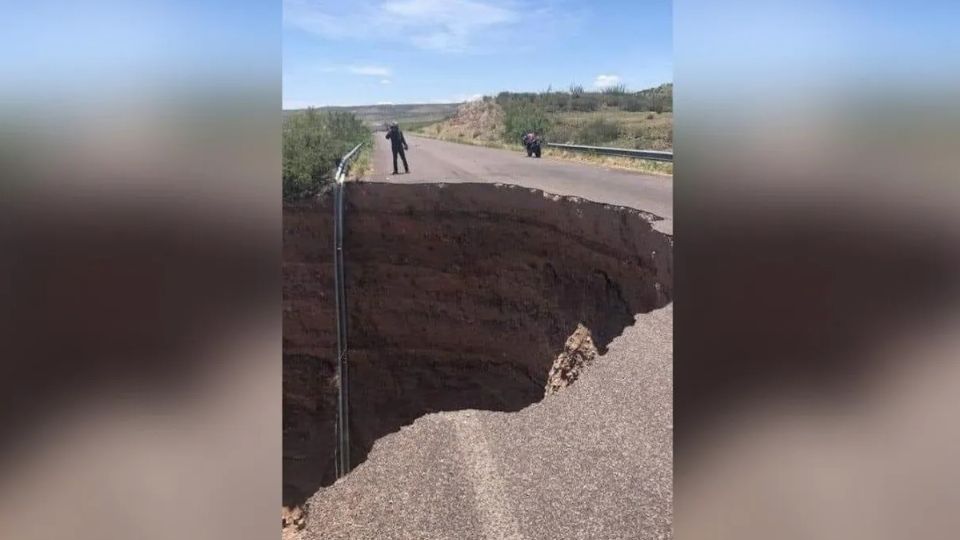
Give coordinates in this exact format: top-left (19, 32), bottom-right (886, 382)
top-left (385, 122), bottom-right (410, 174)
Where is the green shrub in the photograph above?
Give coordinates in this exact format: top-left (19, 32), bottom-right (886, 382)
top-left (546, 122), bottom-right (576, 143)
top-left (576, 118), bottom-right (622, 145)
top-left (282, 109), bottom-right (370, 201)
top-left (502, 102), bottom-right (551, 143)
top-left (621, 97), bottom-right (641, 111)
top-left (569, 95), bottom-right (600, 112)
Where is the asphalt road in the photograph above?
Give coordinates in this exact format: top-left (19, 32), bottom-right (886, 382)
top-left (368, 133), bottom-right (672, 227)
top-left (304, 305), bottom-right (673, 540)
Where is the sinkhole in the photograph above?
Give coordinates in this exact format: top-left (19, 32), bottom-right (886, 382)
top-left (282, 182), bottom-right (672, 507)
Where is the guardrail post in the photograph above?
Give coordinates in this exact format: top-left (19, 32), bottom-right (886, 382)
top-left (331, 142), bottom-right (363, 479)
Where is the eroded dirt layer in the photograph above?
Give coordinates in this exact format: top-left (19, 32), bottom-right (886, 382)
top-left (283, 182), bottom-right (672, 506)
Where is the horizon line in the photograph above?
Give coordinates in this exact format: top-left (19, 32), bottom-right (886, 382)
top-left (282, 81), bottom-right (674, 110)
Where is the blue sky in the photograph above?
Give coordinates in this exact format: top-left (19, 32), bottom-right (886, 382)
top-left (283, 0), bottom-right (672, 108)
top-left (2, 0), bottom-right (278, 106)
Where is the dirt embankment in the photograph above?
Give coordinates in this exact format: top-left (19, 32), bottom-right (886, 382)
top-left (282, 182), bottom-right (672, 507)
top-left (416, 99), bottom-right (505, 144)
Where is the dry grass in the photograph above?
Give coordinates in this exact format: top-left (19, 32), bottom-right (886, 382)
top-left (549, 109), bottom-right (673, 150)
top-left (348, 144), bottom-right (373, 179)
top-left (542, 147), bottom-right (673, 176)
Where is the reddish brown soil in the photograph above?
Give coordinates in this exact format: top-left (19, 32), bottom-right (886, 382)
top-left (282, 182), bottom-right (672, 506)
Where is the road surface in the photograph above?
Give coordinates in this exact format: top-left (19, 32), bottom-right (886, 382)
top-left (304, 305), bottom-right (673, 540)
top-left (367, 133), bottom-right (672, 227)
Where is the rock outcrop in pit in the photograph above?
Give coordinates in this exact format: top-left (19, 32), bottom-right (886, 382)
top-left (282, 182), bottom-right (672, 506)
top-left (544, 324), bottom-right (599, 395)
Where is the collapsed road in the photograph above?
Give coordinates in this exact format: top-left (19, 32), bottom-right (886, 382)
top-left (283, 140), bottom-right (674, 539)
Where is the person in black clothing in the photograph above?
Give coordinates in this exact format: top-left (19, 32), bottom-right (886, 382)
top-left (521, 131), bottom-right (542, 157)
top-left (385, 122), bottom-right (409, 174)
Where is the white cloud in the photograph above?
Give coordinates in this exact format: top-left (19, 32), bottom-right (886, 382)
top-left (380, 79), bottom-right (392, 85)
top-left (593, 74), bottom-right (622, 89)
top-left (347, 64), bottom-right (391, 77)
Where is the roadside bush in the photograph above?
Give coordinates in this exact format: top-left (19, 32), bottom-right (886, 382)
top-left (546, 123), bottom-right (576, 143)
top-left (604, 94), bottom-right (625, 108)
top-left (576, 118), bottom-right (622, 145)
top-left (625, 122), bottom-right (673, 151)
top-left (569, 95), bottom-right (601, 112)
top-left (622, 96), bottom-right (644, 111)
top-left (283, 109), bottom-right (370, 201)
top-left (502, 102), bottom-right (551, 143)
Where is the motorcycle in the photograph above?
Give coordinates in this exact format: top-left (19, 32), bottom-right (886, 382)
top-left (522, 134), bottom-right (542, 158)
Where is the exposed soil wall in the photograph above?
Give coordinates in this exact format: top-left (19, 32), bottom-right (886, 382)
top-left (283, 182), bottom-right (672, 506)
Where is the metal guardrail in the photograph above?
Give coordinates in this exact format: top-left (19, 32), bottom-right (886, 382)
top-left (544, 142), bottom-right (673, 162)
top-left (332, 142), bottom-right (363, 479)
top-left (335, 142), bottom-right (365, 183)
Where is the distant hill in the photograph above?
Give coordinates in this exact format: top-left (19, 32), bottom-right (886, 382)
top-left (283, 103), bottom-right (461, 129)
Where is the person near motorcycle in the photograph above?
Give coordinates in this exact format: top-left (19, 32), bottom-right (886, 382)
top-left (386, 122), bottom-right (410, 174)
top-left (522, 131), bottom-right (542, 158)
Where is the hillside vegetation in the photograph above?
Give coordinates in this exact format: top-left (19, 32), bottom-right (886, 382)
top-left (283, 109), bottom-right (372, 201)
top-left (284, 103), bottom-right (460, 129)
top-left (413, 84), bottom-right (673, 174)
top-left (496, 83), bottom-right (672, 114)
top-left (418, 84), bottom-right (672, 150)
